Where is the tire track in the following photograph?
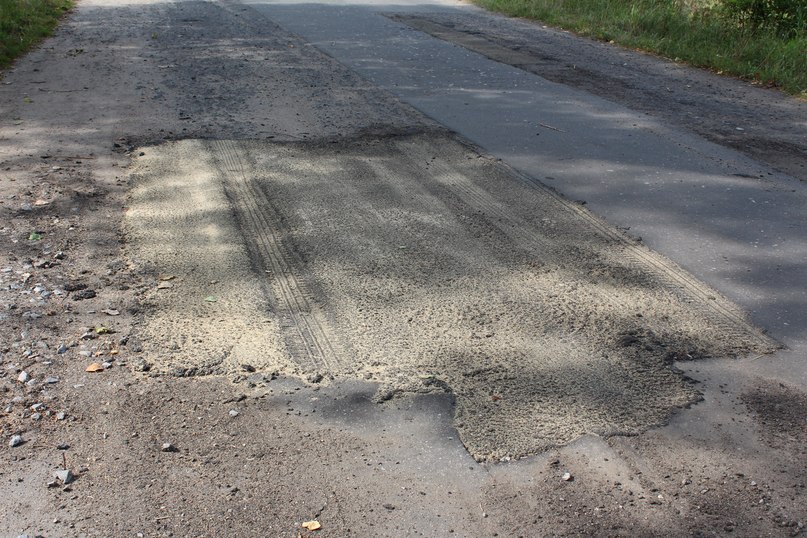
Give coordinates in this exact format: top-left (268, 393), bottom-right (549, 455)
top-left (209, 140), bottom-right (343, 374)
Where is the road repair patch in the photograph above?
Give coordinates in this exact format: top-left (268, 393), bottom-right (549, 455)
top-left (123, 132), bottom-right (777, 460)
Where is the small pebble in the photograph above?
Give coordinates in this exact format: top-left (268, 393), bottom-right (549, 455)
top-left (72, 289), bottom-right (96, 301)
top-left (562, 472), bottom-right (573, 482)
top-left (229, 409), bottom-right (239, 417)
top-left (54, 469), bottom-right (74, 485)
top-left (161, 442), bottom-right (177, 452)
top-left (17, 371), bottom-right (30, 383)
top-left (9, 435), bottom-right (24, 447)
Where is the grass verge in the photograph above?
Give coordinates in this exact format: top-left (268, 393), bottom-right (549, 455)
top-left (1, 0), bottom-right (73, 70)
top-left (473, 0), bottom-right (806, 96)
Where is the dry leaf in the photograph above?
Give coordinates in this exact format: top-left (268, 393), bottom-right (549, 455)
top-left (85, 363), bottom-right (104, 372)
top-left (301, 520), bottom-right (321, 531)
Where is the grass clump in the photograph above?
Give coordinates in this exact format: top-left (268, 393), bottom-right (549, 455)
top-left (0, 0), bottom-right (73, 69)
top-left (474, 0), bottom-right (806, 96)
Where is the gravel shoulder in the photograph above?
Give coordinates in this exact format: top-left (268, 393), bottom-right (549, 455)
top-left (1, 0), bottom-right (805, 536)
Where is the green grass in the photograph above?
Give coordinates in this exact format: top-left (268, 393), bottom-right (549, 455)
top-left (0, 0), bottom-right (73, 70)
top-left (473, 0), bottom-right (807, 96)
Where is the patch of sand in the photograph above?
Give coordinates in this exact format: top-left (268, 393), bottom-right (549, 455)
top-left (125, 133), bottom-right (776, 459)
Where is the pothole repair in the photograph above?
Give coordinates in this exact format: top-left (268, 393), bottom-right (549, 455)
top-left (123, 132), bottom-right (777, 460)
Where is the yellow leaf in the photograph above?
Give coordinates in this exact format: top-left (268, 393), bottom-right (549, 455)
top-left (85, 363), bottom-right (104, 372)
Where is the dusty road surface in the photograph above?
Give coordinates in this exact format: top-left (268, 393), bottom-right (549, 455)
top-left (1, 0), bottom-right (806, 535)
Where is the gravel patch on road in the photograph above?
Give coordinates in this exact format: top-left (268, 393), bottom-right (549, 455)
top-left (125, 132), bottom-right (776, 459)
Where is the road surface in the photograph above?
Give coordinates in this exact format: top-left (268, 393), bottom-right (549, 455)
top-left (0, 0), bottom-right (805, 535)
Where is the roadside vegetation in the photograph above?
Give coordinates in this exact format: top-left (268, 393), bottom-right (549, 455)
top-left (474, 0), bottom-right (806, 96)
top-left (0, 0), bottom-right (73, 70)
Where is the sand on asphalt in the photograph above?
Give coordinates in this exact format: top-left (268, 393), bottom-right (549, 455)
top-left (125, 132), bottom-right (777, 460)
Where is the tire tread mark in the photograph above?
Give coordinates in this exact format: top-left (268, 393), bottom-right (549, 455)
top-left (209, 140), bottom-right (341, 373)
